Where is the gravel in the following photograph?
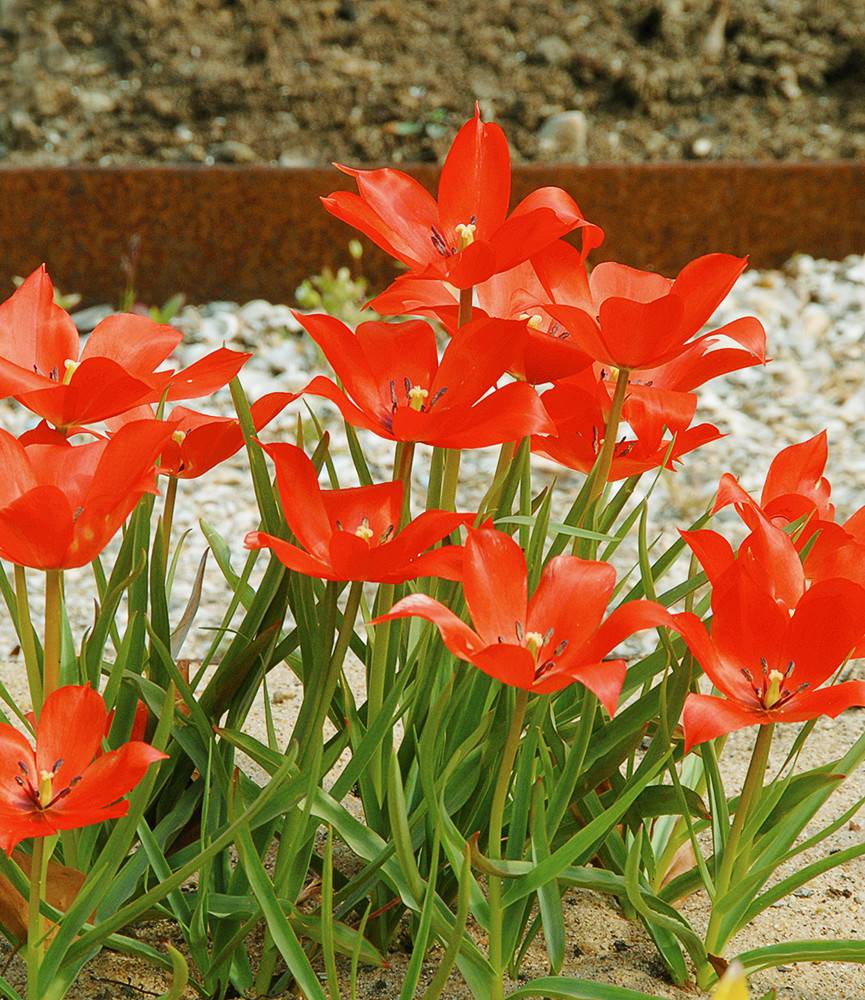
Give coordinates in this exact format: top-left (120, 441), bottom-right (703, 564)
top-left (2, 252), bottom-right (865, 705)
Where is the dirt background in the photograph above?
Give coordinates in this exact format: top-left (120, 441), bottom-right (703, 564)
top-left (2, 0), bottom-right (865, 167)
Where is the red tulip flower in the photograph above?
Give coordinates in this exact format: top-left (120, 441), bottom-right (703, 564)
top-left (323, 106), bottom-right (603, 290)
top-left (370, 241), bottom-right (596, 384)
top-left (0, 266), bottom-right (250, 429)
top-left (531, 369), bottom-right (721, 480)
top-left (109, 391), bottom-right (298, 479)
top-left (675, 563), bottom-right (865, 753)
top-left (245, 442), bottom-right (470, 584)
top-left (294, 312), bottom-right (555, 448)
top-left (372, 527), bottom-right (676, 715)
top-left (0, 419), bottom-right (172, 569)
top-left (543, 253), bottom-right (765, 374)
top-left (0, 685), bottom-right (166, 854)
top-left (711, 433), bottom-right (865, 605)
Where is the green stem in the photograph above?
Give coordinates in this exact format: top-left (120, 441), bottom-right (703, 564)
top-left (440, 449), bottom-right (462, 512)
top-left (488, 688), bottom-right (530, 996)
top-left (161, 475), bottom-right (179, 573)
top-left (26, 836), bottom-right (46, 1000)
top-left (705, 723), bottom-right (775, 960)
top-left (367, 583), bottom-right (395, 802)
top-left (43, 570), bottom-right (63, 705)
top-left (586, 367), bottom-right (630, 511)
top-left (393, 440), bottom-right (415, 525)
top-left (14, 565), bottom-right (42, 712)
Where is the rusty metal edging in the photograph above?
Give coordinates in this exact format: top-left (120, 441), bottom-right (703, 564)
top-left (0, 162), bottom-right (863, 306)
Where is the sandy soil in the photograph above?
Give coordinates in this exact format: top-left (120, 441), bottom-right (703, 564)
top-left (2, 1), bottom-right (865, 167)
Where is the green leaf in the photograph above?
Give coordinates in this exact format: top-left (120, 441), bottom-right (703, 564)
top-left (737, 939), bottom-right (865, 976)
top-left (231, 782), bottom-right (326, 1000)
top-left (509, 975), bottom-right (674, 999)
top-left (625, 784), bottom-right (710, 828)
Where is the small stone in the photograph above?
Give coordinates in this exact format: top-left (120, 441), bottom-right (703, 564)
top-left (538, 111), bottom-right (588, 162)
top-left (778, 65), bottom-right (802, 100)
top-left (210, 140), bottom-right (258, 163)
top-left (535, 34), bottom-right (571, 66)
top-left (691, 137), bottom-right (713, 158)
top-left (78, 90), bottom-right (117, 114)
top-left (793, 887), bottom-right (814, 898)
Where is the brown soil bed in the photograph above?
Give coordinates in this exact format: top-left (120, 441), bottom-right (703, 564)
top-left (2, 1), bottom-right (864, 168)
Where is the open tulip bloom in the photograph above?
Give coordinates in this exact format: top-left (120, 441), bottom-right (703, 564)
top-left (245, 441), bottom-right (470, 583)
top-left (531, 368), bottom-right (722, 480)
top-left (323, 106), bottom-right (603, 290)
top-left (677, 565), bottom-right (865, 752)
top-left (543, 253), bottom-right (766, 374)
top-left (0, 266), bottom-right (250, 430)
top-left (0, 419), bottom-right (172, 568)
top-left (294, 312), bottom-right (555, 447)
top-left (0, 685), bottom-right (166, 854)
top-left (373, 526), bottom-right (677, 715)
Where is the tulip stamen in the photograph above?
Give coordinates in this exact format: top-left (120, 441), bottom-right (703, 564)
top-left (429, 387), bottom-right (448, 409)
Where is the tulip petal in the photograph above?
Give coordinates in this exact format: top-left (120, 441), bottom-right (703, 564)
top-left (433, 381), bottom-right (555, 449)
top-left (58, 741), bottom-right (166, 815)
top-left (245, 530), bottom-right (336, 579)
top-left (775, 680), bottom-right (865, 724)
top-left (36, 685), bottom-right (108, 795)
top-left (258, 442), bottom-right (331, 554)
top-left (670, 253), bottom-right (748, 335)
top-left (0, 265), bottom-right (80, 378)
top-left (165, 346), bottom-right (251, 401)
top-left (438, 107), bottom-right (510, 242)
top-left (527, 555), bottom-right (615, 656)
top-left (782, 578), bottom-right (865, 689)
top-left (372, 594), bottom-right (483, 661)
top-left (81, 314), bottom-right (181, 371)
top-left (682, 694), bottom-right (762, 754)
top-left (463, 528), bottom-right (528, 646)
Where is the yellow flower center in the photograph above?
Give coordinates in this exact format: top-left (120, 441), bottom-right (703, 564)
top-left (38, 769), bottom-right (54, 808)
top-left (62, 359), bottom-right (80, 385)
top-left (519, 312), bottom-right (545, 331)
top-left (407, 385), bottom-right (429, 411)
top-left (454, 222), bottom-right (477, 250)
top-left (763, 669), bottom-right (785, 708)
top-left (354, 518), bottom-right (374, 542)
top-left (171, 429), bottom-right (187, 445)
top-left (524, 631), bottom-right (545, 659)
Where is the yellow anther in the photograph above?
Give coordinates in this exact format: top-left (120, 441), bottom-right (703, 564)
top-left (525, 631), bottom-right (545, 659)
top-left (407, 385), bottom-right (429, 411)
top-left (171, 429), bottom-right (187, 445)
top-left (354, 520), bottom-right (374, 541)
top-left (454, 222), bottom-right (477, 250)
top-left (38, 769), bottom-right (54, 807)
top-left (764, 669), bottom-right (785, 708)
top-left (62, 359), bottom-right (80, 385)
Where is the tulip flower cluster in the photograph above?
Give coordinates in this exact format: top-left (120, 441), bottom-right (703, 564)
top-left (0, 107), bottom-right (863, 1000)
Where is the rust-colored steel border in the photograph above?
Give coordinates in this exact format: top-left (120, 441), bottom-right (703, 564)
top-left (0, 162), bottom-right (862, 306)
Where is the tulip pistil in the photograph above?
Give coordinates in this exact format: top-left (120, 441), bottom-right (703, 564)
top-left (455, 222), bottom-right (477, 250)
top-left (62, 359), bottom-right (80, 385)
top-left (408, 386), bottom-right (429, 411)
top-left (354, 517), bottom-right (374, 542)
